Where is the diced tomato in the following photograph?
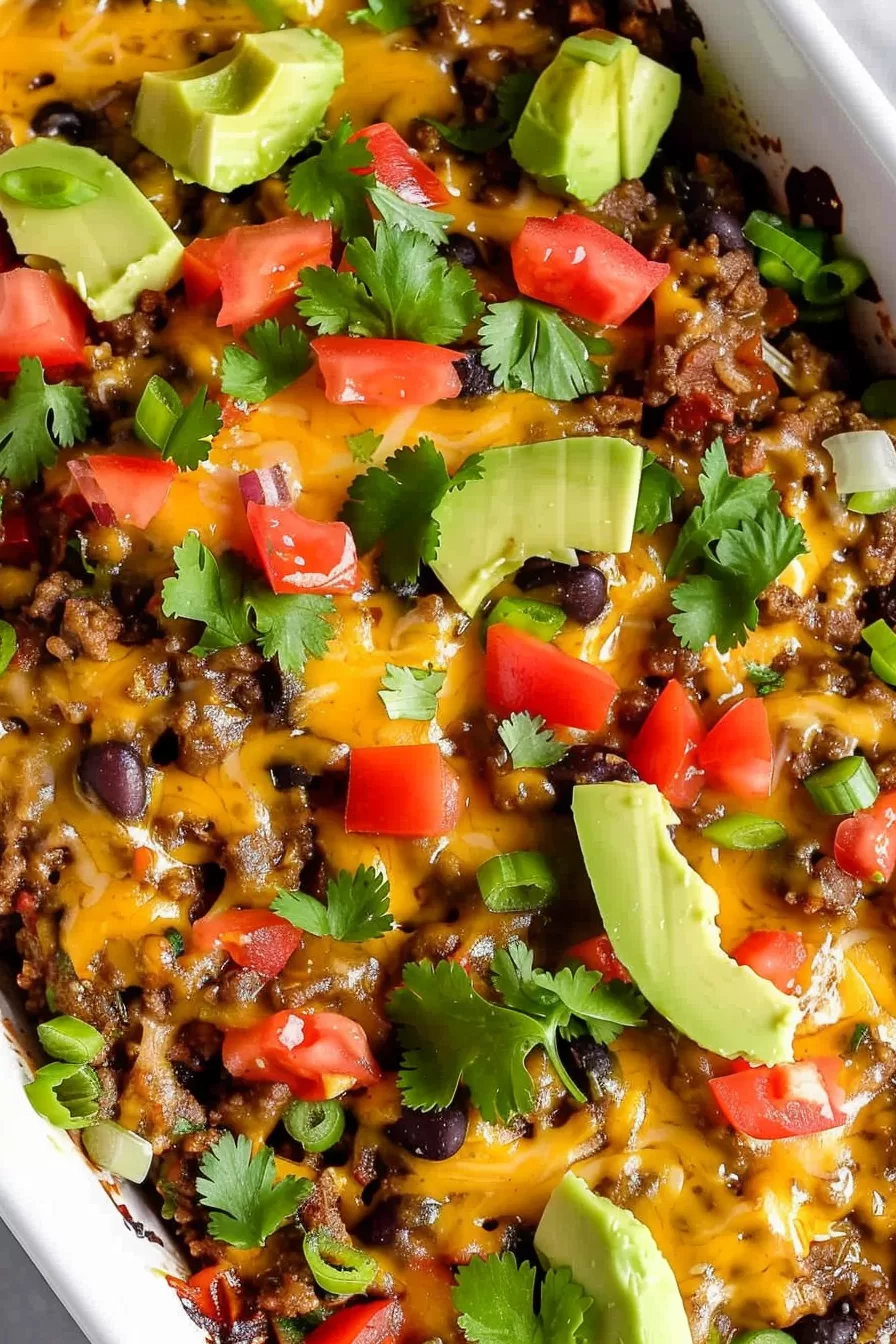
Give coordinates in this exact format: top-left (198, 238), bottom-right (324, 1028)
top-left (665, 391), bottom-right (735, 436)
top-left (764, 287), bottom-right (800, 332)
top-left (191, 910), bottom-right (303, 978)
top-left (245, 501), bottom-right (359, 596)
top-left (697, 698), bottom-right (773, 799)
top-left (183, 216), bottom-right (333, 332)
top-left (510, 215), bottom-right (670, 327)
top-left (170, 1267), bottom-right (241, 1326)
top-left (131, 846), bottom-right (154, 882)
top-left (709, 1057), bottom-right (846, 1140)
top-left (67, 455), bottom-right (177, 529)
top-left (485, 623), bottom-right (617, 732)
top-left (628, 680), bottom-right (705, 808)
top-left (312, 336), bottom-right (462, 407)
top-left (731, 930), bottom-right (807, 994)
top-left (834, 791), bottom-right (896, 883)
top-left (305, 1299), bottom-right (403, 1344)
top-left (346, 743), bottom-right (460, 837)
top-left (349, 122), bottom-right (450, 208)
top-left (0, 512), bottom-right (36, 565)
top-left (565, 934), bottom-right (632, 984)
top-left (222, 1009), bottom-right (381, 1099)
top-left (0, 268), bottom-right (86, 373)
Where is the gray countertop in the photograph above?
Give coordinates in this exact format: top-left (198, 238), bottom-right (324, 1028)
top-left (0, 1222), bottom-right (87, 1344)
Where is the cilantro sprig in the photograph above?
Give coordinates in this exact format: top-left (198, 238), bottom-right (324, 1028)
top-left (348, 0), bottom-right (416, 32)
top-left (197, 1133), bottom-right (312, 1249)
top-left (273, 864), bottom-right (393, 941)
top-left (453, 1253), bottom-right (591, 1344)
top-left (388, 941), bottom-right (645, 1120)
top-left (633, 452), bottom-right (683, 534)
top-left (0, 358), bottom-right (88, 487)
top-left (745, 660), bottom-right (785, 697)
top-left (134, 375), bottom-right (222, 471)
top-left (480, 300), bottom-right (605, 402)
top-left (498, 713), bottom-right (567, 769)
top-left (378, 663), bottom-right (445, 720)
top-left (426, 71), bottom-right (538, 155)
top-left (346, 429), bottom-right (383, 463)
top-left (221, 321), bottom-right (311, 404)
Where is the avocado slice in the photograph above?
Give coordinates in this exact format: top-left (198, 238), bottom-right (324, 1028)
top-left (535, 1173), bottom-right (692, 1344)
top-left (572, 782), bottom-right (799, 1066)
top-left (132, 30), bottom-right (343, 194)
top-left (0, 141), bottom-right (183, 322)
top-left (510, 30), bottom-right (680, 203)
top-left (431, 435), bottom-right (642, 616)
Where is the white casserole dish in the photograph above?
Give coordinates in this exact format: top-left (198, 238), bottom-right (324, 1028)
top-left (1, 1), bottom-right (895, 1341)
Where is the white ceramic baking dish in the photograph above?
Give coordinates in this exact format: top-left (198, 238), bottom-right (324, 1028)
top-left (2, 2), bottom-right (896, 1342)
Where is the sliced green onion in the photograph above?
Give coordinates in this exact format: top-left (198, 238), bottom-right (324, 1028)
top-left (863, 618), bottom-right (896, 686)
top-left (804, 756), bottom-right (879, 815)
top-left (743, 212), bottom-right (823, 282)
top-left (760, 337), bottom-right (798, 391)
top-left (798, 302), bottom-right (846, 324)
top-left (82, 1120), bottom-right (153, 1182)
top-left (476, 850), bottom-right (557, 912)
top-left (849, 1022), bottom-right (870, 1051)
top-left (757, 251), bottom-right (801, 294)
top-left (0, 165), bottom-right (100, 209)
top-left (802, 257), bottom-right (869, 305)
top-left (25, 1062), bottom-right (100, 1129)
top-left (863, 380), bottom-right (896, 420)
top-left (847, 488), bottom-right (896, 514)
top-left (135, 374), bottom-right (182, 452)
top-left (703, 814), bottom-right (787, 851)
top-left (302, 1230), bottom-right (377, 1295)
top-left (0, 619), bottom-right (16, 675)
top-left (561, 31), bottom-right (629, 64)
top-left (484, 596), bottom-right (565, 643)
top-left (283, 1099), bottom-right (345, 1152)
top-left (165, 928), bottom-right (186, 957)
top-left (822, 430), bottom-right (896, 495)
top-left (732, 1332), bottom-right (794, 1344)
top-left (37, 1015), bottom-right (105, 1065)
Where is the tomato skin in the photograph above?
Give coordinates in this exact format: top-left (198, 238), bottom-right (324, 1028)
top-left (182, 235), bottom-right (226, 306)
top-left (350, 122), bottom-right (450, 207)
top-left (0, 269), bottom-right (86, 372)
top-left (171, 1267), bottom-right (242, 1325)
top-left (346, 743), bottom-right (460, 837)
top-left (485, 623), bottom-right (617, 732)
top-left (834, 791), bottom-right (896, 882)
top-left (510, 215), bottom-right (670, 327)
top-left (305, 1300), bottom-right (403, 1344)
top-left (565, 934), bottom-right (632, 983)
top-left (628, 680), bottom-right (705, 808)
top-left (709, 1057), bottom-right (846, 1140)
top-left (191, 910), bottom-right (302, 978)
top-left (222, 1010), bottom-right (381, 1099)
top-left (312, 336), bottom-right (463, 407)
top-left (697, 698), bottom-right (773, 799)
top-left (731, 930), bottom-right (807, 994)
top-left (67, 455), bottom-right (178, 529)
top-left (245, 501), bottom-right (359, 596)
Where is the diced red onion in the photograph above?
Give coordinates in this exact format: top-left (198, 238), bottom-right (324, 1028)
top-left (67, 459), bottom-right (117, 527)
top-left (239, 466), bottom-right (290, 509)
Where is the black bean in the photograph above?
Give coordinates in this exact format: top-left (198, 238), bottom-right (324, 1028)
top-left (257, 661), bottom-right (285, 715)
top-left (359, 1196), bottom-right (402, 1246)
top-left (387, 1101), bottom-right (468, 1161)
top-left (31, 100), bottom-right (95, 142)
top-left (548, 746), bottom-right (639, 811)
top-left (788, 1301), bottom-right (859, 1344)
top-left (454, 351), bottom-right (495, 399)
top-left (442, 234), bottom-right (481, 268)
top-left (560, 564), bottom-right (607, 624)
top-left (78, 742), bottom-right (148, 820)
top-left (269, 763), bottom-right (312, 792)
top-left (866, 581), bottom-right (896, 628)
top-left (559, 1035), bottom-right (613, 1097)
top-left (515, 556), bottom-right (571, 591)
top-left (687, 205), bottom-right (746, 254)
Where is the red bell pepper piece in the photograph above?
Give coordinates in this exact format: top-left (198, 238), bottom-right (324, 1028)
top-left (731, 930), bottom-right (807, 994)
top-left (346, 743), bottom-right (460, 837)
top-left (697, 697), bottom-right (773, 799)
top-left (350, 122), bottom-right (449, 207)
top-left (834, 791), bottom-right (896, 883)
top-left (67, 455), bottom-right (178, 529)
top-left (565, 934), bottom-right (632, 984)
top-left (627, 679), bottom-right (705, 808)
top-left (312, 336), bottom-right (463, 407)
top-left (171, 1266), bottom-right (242, 1326)
top-left (222, 1009), bottom-right (381, 1099)
top-left (485, 623), bottom-right (617, 732)
top-left (709, 1057), bottom-right (846, 1140)
top-left (245, 501), bottom-right (359, 596)
top-left (305, 1299), bottom-right (403, 1344)
top-left (0, 512), bottom-right (36, 565)
top-left (511, 215), bottom-right (670, 327)
top-left (0, 268), bottom-right (86, 373)
top-left (191, 910), bottom-right (303, 978)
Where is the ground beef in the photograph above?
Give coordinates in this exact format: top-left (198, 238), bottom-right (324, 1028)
top-left (48, 597), bottom-right (124, 661)
top-left (592, 179), bottom-right (656, 242)
top-left (725, 434), bottom-right (766, 477)
top-left (26, 571), bottom-right (80, 622)
top-left (780, 853), bottom-right (862, 915)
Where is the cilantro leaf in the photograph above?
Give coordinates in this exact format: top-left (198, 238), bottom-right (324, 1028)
top-left (453, 1254), bottom-right (591, 1344)
top-left (498, 712), bottom-right (567, 769)
top-left (367, 184), bottom-right (453, 248)
top-left (745, 660), bottom-right (785, 697)
top-left (0, 357), bottom-right (88, 487)
top-left (221, 321), bottom-right (311, 404)
top-left (425, 118), bottom-right (511, 154)
top-left (247, 587), bottom-right (336, 676)
top-left (496, 70), bottom-right (538, 128)
top-left (491, 942), bottom-right (645, 1049)
top-left (287, 115), bottom-right (374, 239)
top-left (633, 453), bottom-right (683, 533)
top-left (273, 864), bottom-right (393, 941)
top-left (347, 0), bottom-right (416, 32)
top-left (479, 299), bottom-right (604, 402)
top-left (665, 439), bottom-right (773, 577)
top-left (669, 572), bottom-right (757, 655)
top-left (197, 1133), bottom-right (311, 1250)
top-left (161, 532), bottom-right (255, 653)
top-left (346, 428), bottom-right (383, 463)
top-left (299, 224), bottom-right (483, 345)
top-left (715, 506), bottom-right (807, 594)
top-left (159, 384), bottom-right (222, 471)
top-left (0, 620), bottom-right (15, 675)
top-left (378, 663), bottom-right (445, 720)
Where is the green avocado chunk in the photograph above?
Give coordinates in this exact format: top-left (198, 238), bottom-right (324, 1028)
top-left (132, 30), bottom-right (344, 193)
top-left (572, 781), bottom-right (800, 1066)
top-left (0, 140), bottom-right (183, 322)
top-left (431, 435), bottom-right (642, 615)
top-left (510, 29), bottom-right (680, 203)
top-left (535, 1173), bottom-right (692, 1344)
